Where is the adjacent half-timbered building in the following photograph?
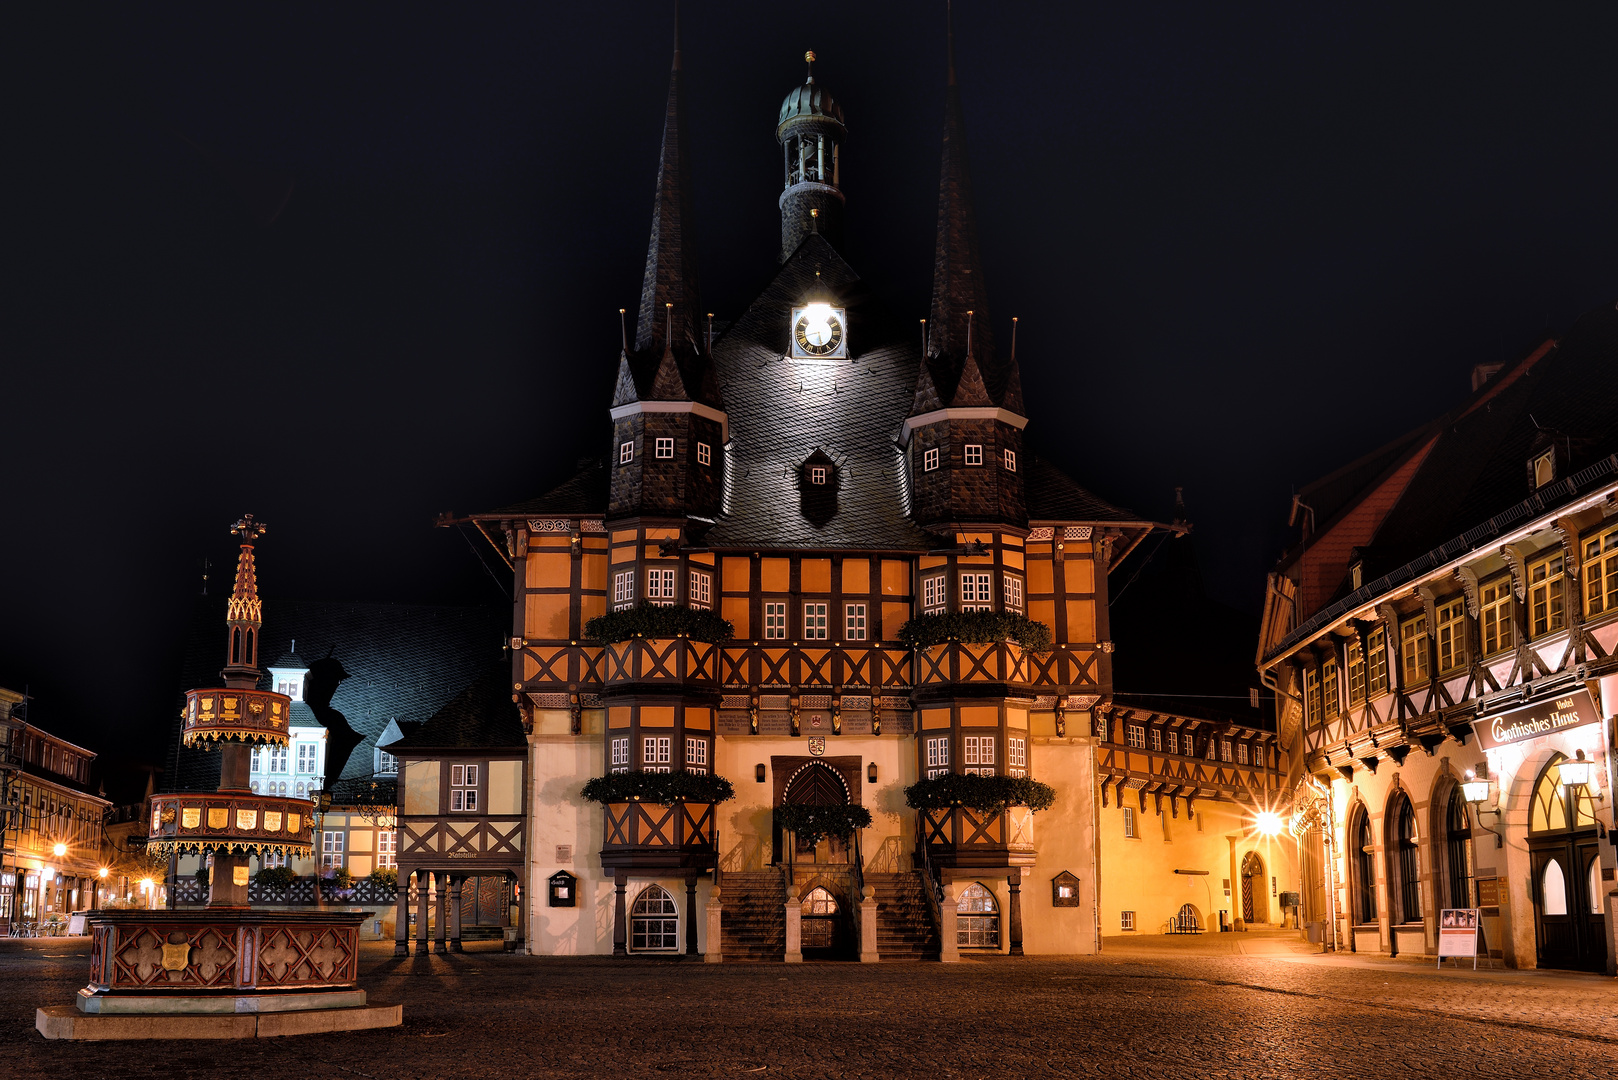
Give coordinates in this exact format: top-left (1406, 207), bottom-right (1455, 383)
top-left (1259, 324), bottom-right (1618, 972)
top-left (448, 21), bottom-right (1180, 960)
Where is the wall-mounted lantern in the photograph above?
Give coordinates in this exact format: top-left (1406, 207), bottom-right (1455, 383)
top-left (867, 762), bottom-right (878, 784)
top-left (755, 764), bottom-right (767, 783)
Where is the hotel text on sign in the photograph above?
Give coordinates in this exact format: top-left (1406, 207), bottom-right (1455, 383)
top-left (1473, 690), bottom-right (1599, 751)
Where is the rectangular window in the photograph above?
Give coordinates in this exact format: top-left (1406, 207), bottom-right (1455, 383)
top-left (654, 437), bottom-right (674, 459)
top-left (765, 602), bottom-right (787, 640)
top-left (1003, 449), bottom-right (1016, 472)
top-left (923, 575), bottom-right (946, 613)
top-left (251, 747), bottom-right (263, 772)
top-left (1166, 731), bottom-right (1178, 756)
top-left (685, 737), bottom-right (708, 775)
top-left (1148, 728), bottom-right (1162, 752)
top-left (1236, 743), bottom-right (1249, 765)
top-left (1436, 599), bottom-right (1467, 673)
top-left (810, 466), bottom-right (826, 485)
top-left (610, 737), bottom-right (630, 773)
top-left (1008, 737), bottom-right (1027, 778)
top-left (270, 746), bottom-right (288, 773)
top-left (960, 573), bottom-right (992, 611)
top-left (377, 830), bottom-right (397, 869)
top-left (1304, 667), bottom-right (1321, 726)
top-left (1346, 641), bottom-right (1366, 705)
top-left (689, 570), bottom-right (711, 609)
top-left (613, 570), bottom-right (635, 610)
top-left (1481, 580), bottom-right (1514, 655)
top-left (1585, 526), bottom-right (1618, 617)
top-left (1528, 551), bottom-right (1566, 638)
top-left (619, 441), bottom-right (634, 464)
top-left (1320, 658), bottom-right (1338, 716)
top-left (643, 737), bottom-right (671, 772)
top-left (297, 743), bottom-right (317, 774)
top-left (1220, 740), bottom-right (1232, 762)
top-left (1400, 616), bottom-right (1429, 685)
top-left (378, 751), bottom-right (397, 776)
top-left (1125, 724), bottom-right (1145, 749)
top-left (1206, 735), bottom-right (1218, 760)
top-left (963, 735), bottom-right (995, 776)
top-left (448, 764), bottom-right (479, 811)
top-left (321, 831), bottom-right (344, 870)
top-left (803, 603), bottom-right (828, 640)
top-left (925, 736), bottom-right (950, 778)
top-left (1123, 808), bottom-right (1136, 839)
top-left (923, 447), bottom-right (940, 472)
top-left (845, 603), bottom-right (867, 640)
top-left (1366, 627), bottom-right (1389, 696)
top-left (697, 442), bottom-right (711, 466)
top-left (647, 567), bottom-right (676, 604)
top-left (964, 444), bottom-right (983, 466)
top-left (1002, 575), bottom-right (1023, 612)
top-left (1252, 744), bottom-right (1265, 768)
top-left (1121, 910), bottom-right (1136, 930)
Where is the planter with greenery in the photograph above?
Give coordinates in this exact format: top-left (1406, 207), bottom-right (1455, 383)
top-left (580, 770), bottom-right (736, 806)
top-left (584, 604), bottom-right (734, 645)
top-left (773, 804), bottom-right (874, 847)
top-left (253, 865), bottom-right (299, 889)
top-left (896, 611), bottom-right (1053, 653)
top-left (368, 867), bottom-right (398, 888)
top-left (904, 773), bottom-right (1057, 814)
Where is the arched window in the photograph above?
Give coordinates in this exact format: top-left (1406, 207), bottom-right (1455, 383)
top-left (231, 629), bottom-right (241, 664)
top-left (245, 630), bottom-right (255, 666)
top-left (630, 885), bottom-right (679, 952)
top-left (957, 882), bottom-right (1000, 949)
top-left (1529, 753), bottom-right (1597, 834)
top-left (1353, 809), bottom-right (1377, 924)
top-left (804, 886), bottom-right (837, 916)
top-left (1390, 795), bottom-right (1421, 924)
top-left (1444, 786), bottom-right (1472, 908)
top-left (1174, 904), bottom-right (1201, 933)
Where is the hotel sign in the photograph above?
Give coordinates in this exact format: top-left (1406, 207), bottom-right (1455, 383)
top-left (1474, 690), bottom-right (1600, 751)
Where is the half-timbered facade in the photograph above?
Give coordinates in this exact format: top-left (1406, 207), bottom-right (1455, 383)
top-left (1259, 324), bottom-right (1618, 972)
top-left (449, 24), bottom-right (1173, 959)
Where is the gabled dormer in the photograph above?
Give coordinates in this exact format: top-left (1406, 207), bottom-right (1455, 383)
top-left (265, 643), bottom-right (309, 702)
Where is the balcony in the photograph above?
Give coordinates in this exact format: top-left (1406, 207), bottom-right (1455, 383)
top-left (916, 805), bottom-right (1036, 870)
top-left (601, 638), bottom-right (718, 693)
top-left (599, 800), bottom-right (717, 871)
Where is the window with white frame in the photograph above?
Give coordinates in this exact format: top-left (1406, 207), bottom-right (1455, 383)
top-left (685, 737), bottom-right (708, 775)
top-left (1436, 599), bottom-right (1467, 673)
top-left (1304, 666), bottom-right (1322, 727)
top-left (810, 466), bottom-right (826, 485)
top-left (619, 441), bottom-right (634, 464)
top-left (1166, 730), bottom-right (1178, 755)
top-left (1003, 448), bottom-right (1016, 472)
top-left (1148, 727), bottom-right (1161, 752)
top-left (964, 444), bottom-right (983, 466)
top-left (1346, 640), bottom-right (1366, 705)
top-left (697, 441), bottom-right (711, 466)
top-left (689, 570), bottom-right (711, 609)
top-left (378, 750), bottom-right (397, 776)
top-left (923, 447), bottom-right (940, 472)
top-left (923, 575), bottom-right (946, 613)
top-left (610, 737), bottom-right (630, 774)
top-left (297, 743), bottom-right (318, 774)
top-left (1121, 910), bottom-right (1136, 929)
top-left (449, 763), bottom-right (479, 812)
top-left (925, 736), bottom-right (950, 778)
top-left (321, 831), bottom-right (344, 870)
top-left (1319, 658), bottom-right (1338, 717)
top-left (1220, 740), bottom-right (1232, 762)
top-left (1401, 615), bottom-right (1429, 685)
top-left (765, 602), bottom-right (787, 639)
top-left (1008, 736), bottom-right (1027, 777)
top-left (613, 570), bottom-right (636, 610)
top-left (1528, 550), bottom-right (1566, 638)
top-left (1481, 579), bottom-right (1514, 655)
top-left (376, 830), bottom-right (396, 869)
top-left (654, 437), bottom-right (674, 459)
top-left (647, 567), bottom-right (676, 604)
top-left (1123, 807), bottom-right (1136, 839)
top-left (1002, 575), bottom-right (1023, 612)
top-left (960, 573), bottom-right (992, 611)
top-left (1237, 743), bottom-right (1249, 765)
top-left (643, 736), bottom-right (671, 772)
top-left (803, 603), bottom-right (828, 640)
top-left (963, 736), bottom-right (995, 776)
top-left (845, 603), bottom-right (867, 641)
top-left (269, 746), bottom-right (288, 773)
top-left (1125, 724), bottom-right (1145, 749)
top-left (1585, 524), bottom-right (1618, 617)
top-left (251, 747), bottom-right (263, 772)
top-left (1367, 627), bottom-right (1389, 696)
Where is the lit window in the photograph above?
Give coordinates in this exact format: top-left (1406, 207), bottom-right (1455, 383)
top-left (630, 885), bottom-right (679, 951)
top-left (960, 573), bottom-right (992, 611)
top-left (1123, 808), bottom-right (1136, 839)
top-left (1434, 599), bottom-right (1466, 673)
top-left (1528, 551), bottom-right (1566, 638)
top-left (1237, 743), bottom-right (1249, 765)
top-left (923, 575), bottom-right (946, 613)
top-left (1533, 450), bottom-right (1555, 488)
top-left (1003, 449), bottom-right (1016, 472)
top-left (957, 883), bottom-right (1000, 948)
top-left (963, 736), bottom-right (995, 776)
top-left (377, 830), bottom-right (396, 869)
top-left (1148, 728), bottom-right (1161, 752)
top-left (810, 466), bottom-right (826, 485)
top-left (321, 831), bottom-right (344, 870)
top-left (697, 442), bottom-right (711, 466)
top-left (1125, 724), bottom-right (1145, 749)
top-left (1166, 731), bottom-right (1178, 755)
top-left (297, 743), bottom-right (318, 774)
top-left (1400, 616), bottom-right (1429, 685)
top-left (610, 737), bottom-right (630, 774)
top-left (1220, 740), bottom-right (1232, 762)
top-left (1319, 658), bottom-right (1338, 716)
top-left (689, 570), bottom-right (711, 609)
top-left (643, 737), bottom-right (671, 772)
top-left (925, 736), bottom-right (950, 778)
top-left (765, 602), bottom-right (787, 640)
top-left (1481, 579), bottom-right (1514, 655)
top-left (803, 603), bottom-right (828, 640)
top-left (1366, 627), bottom-right (1388, 696)
top-left (685, 737), bottom-right (708, 775)
top-left (1584, 525), bottom-right (1618, 617)
top-left (1007, 737), bottom-right (1026, 778)
top-left (1121, 910), bottom-right (1136, 930)
top-left (923, 447), bottom-right (940, 472)
top-left (612, 570), bottom-right (636, 610)
top-left (1002, 575), bottom-right (1023, 612)
top-left (845, 603), bottom-right (867, 641)
top-left (964, 444), bottom-right (983, 466)
top-left (654, 437), bottom-right (674, 459)
top-left (647, 567), bottom-right (676, 604)
top-left (449, 763), bottom-right (479, 812)
top-left (1347, 641), bottom-right (1366, 705)
top-left (619, 441), bottom-right (634, 464)
top-left (378, 750), bottom-right (397, 776)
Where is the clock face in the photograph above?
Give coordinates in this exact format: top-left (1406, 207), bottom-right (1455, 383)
top-left (792, 304), bottom-right (846, 358)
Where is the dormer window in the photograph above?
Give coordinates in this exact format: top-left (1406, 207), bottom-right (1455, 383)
top-left (1533, 449), bottom-right (1555, 488)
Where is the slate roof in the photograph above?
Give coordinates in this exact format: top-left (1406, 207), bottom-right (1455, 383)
top-left (392, 666), bottom-right (526, 751)
top-left (161, 598), bottom-right (507, 793)
top-left (488, 460), bottom-right (610, 518)
top-left (1025, 454), bottom-right (1149, 524)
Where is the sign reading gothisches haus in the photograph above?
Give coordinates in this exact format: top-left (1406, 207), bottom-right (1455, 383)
top-left (1474, 690), bottom-right (1600, 751)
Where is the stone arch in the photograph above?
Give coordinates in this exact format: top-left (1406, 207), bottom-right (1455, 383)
top-left (1344, 796), bottom-right (1378, 926)
top-left (1383, 787), bottom-right (1420, 925)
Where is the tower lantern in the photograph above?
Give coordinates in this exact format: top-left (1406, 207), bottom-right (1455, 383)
top-left (776, 49), bottom-right (847, 261)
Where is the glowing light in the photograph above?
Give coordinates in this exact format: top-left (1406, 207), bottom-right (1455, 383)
top-left (1461, 769), bottom-right (1491, 804)
top-left (98, 867), bottom-right (109, 879)
top-left (1560, 749), bottom-right (1593, 788)
top-left (800, 303), bottom-right (835, 347)
top-left (1255, 811), bottom-right (1284, 837)
top-left (52, 843), bottom-right (67, 857)
top-left (139, 878), bottom-right (154, 892)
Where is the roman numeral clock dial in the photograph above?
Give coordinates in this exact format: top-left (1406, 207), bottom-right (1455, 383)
top-left (790, 303), bottom-right (847, 359)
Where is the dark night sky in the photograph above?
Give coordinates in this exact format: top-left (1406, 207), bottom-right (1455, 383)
top-left (10, 3), bottom-right (1618, 772)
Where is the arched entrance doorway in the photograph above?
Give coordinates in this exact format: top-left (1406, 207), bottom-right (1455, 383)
top-left (1241, 852), bottom-right (1268, 926)
top-left (777, 762), bottom-right (851, 865)
top-left (1527, 754), bottom-right (1605, 971)
top-left (800, 885), bottom-right (846, 958)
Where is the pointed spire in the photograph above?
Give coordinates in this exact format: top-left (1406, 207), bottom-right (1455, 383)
top-left (222, 514), bottom-right (266, 686)
top-left (634, 6), bottom-right (702, 358)
top-left (1000, 316), bottom-right (1025, 414)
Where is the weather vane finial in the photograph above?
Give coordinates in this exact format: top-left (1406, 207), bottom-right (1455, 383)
top-left (805, 50), bottom-right (816, 81)
top-left (231, 514), bottom-right (267, 542)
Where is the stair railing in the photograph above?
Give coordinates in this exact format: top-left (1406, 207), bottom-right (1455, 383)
top-left (916, 814), bottom-right (944, 939)
top-left (712, 828), bottom-right (721, 892)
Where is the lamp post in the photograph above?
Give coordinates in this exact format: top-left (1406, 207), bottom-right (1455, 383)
top-left (1462, 766), bottom-right (1503, 848)
top-left (311, 788), bottom-right (333, 910)
top-left (95, 867), bottom-right (107, 911)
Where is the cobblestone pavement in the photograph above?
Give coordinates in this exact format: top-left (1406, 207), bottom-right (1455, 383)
top-left (4, 935), bottom-right (1617, 1079)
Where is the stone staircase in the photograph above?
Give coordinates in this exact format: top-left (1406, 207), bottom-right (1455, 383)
top-left (866, 871), bottom-right (940, 960)
top-left (719, 869), bottom-right (786, 961)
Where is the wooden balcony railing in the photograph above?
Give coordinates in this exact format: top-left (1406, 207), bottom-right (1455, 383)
top-left (599, 801), bottom-right (717, 871)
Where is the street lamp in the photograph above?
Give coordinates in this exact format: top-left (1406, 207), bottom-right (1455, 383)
top-left (1462, 766), bottom-right (1503, 848)
top-left (95, 867), bottom-right (108, 911)
top-left (1560, 749), bottom-right (1593, 789)
top-left (52, 843), bottom-right (66, 858)
top-left (1255, 811), bottom-right (1284, 837)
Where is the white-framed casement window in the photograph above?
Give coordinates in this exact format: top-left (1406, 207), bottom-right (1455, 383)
top-left (960, 573), bottom-right (992, 611)
top-left (1528, 550), bottom-right (1566, 638)
top-left (845, 603), bottom-right (867, 640)
top-left (1220, 740), bottom-right (1232, 762)
top-left (609, 737), bottom-right (630, 774)
top-left (1237, 742), bottom-right (1249, 765)
top-left (378, 750), bottom-right (397, 776)
top-left (1205, 735), bottom-right (1218, 760)
top-left (923, 447), bottom-right (940, 472)
top-left (803, 602), bottom-right (828, 639)
top-left (612, 570), bottom-right (636, 610)
top-left (1148, 728), bottom-right (1162, 752)
top-left (810, 466), bottom-right (826, 485)
top-left (270, 746), bottom-right (288, 773)
top-left (449, 763), bottom-right (479, 812)
top-left (697, 441), bottom-right (711, 466)
top-left (1436, 599), bottom-right (1467, 672)
top-left (297, 743), bottom-right (318, 774)
top-left (1002, 575), bottom-right (1023, 612)
top-left (321, 830), bottom-right (344, 870)
top-left (630, 885), bottom-right (680, 952)
top-left (251, 747), bottom-right (263, 772)
top-left (922, 575), bottom-right (946, 613)
top-left (963, 736), bottom-right (995, 776)
top-left (764, 602), bottom-right (787, 639)
top-left (1125, 723), bottom-right (1145, 749)
top-left (654, 437), bottom-right (674, 459)
top-left (1366, 627), bottom-right (1389, 696)
top-left (1585, 525), bottom-right (1618, 617)
top-left (1166, 730), bottom-right (1178, 755)
top-left (964, 444), bottom-right (983, 466)
top-left (925, 736), bottom-right (950, 778)
top-left (685, 737), bottom-right (708, 775)
top-left (619, 441), bottom-right (634, 464)
top-left (1121, 910), bottom-right (1136, 930)
top-left (1303, 667), bottom-right (1321, 726)
top-left (1481, 579), bottom-right (1514, 655)
top-left (1003, 449), bottom-right (1017, 472)
top-left (1008, 736), bottom-right (1027, 778)
top-left (1346, 641), bottom-right (1366, 705)
top-left (376, 830), bottom-right (397, 869)
top-left (643, 736), bottom-right (671, 772)
top-left (1400, 615), bottom-right (1429, 685)
top-left (1123, 807), bottom-right (1136, 839)
top-left (689, 570), bottom-right (712, 609)
top-left (647, 567), bottom-right (676, 604)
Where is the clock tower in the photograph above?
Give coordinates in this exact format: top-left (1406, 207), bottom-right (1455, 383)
top-left (777, 51), bottom-right (846, 261)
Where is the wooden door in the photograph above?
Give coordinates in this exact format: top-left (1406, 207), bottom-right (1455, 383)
top-left (1576, 841), bottom-right (1607, 973)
